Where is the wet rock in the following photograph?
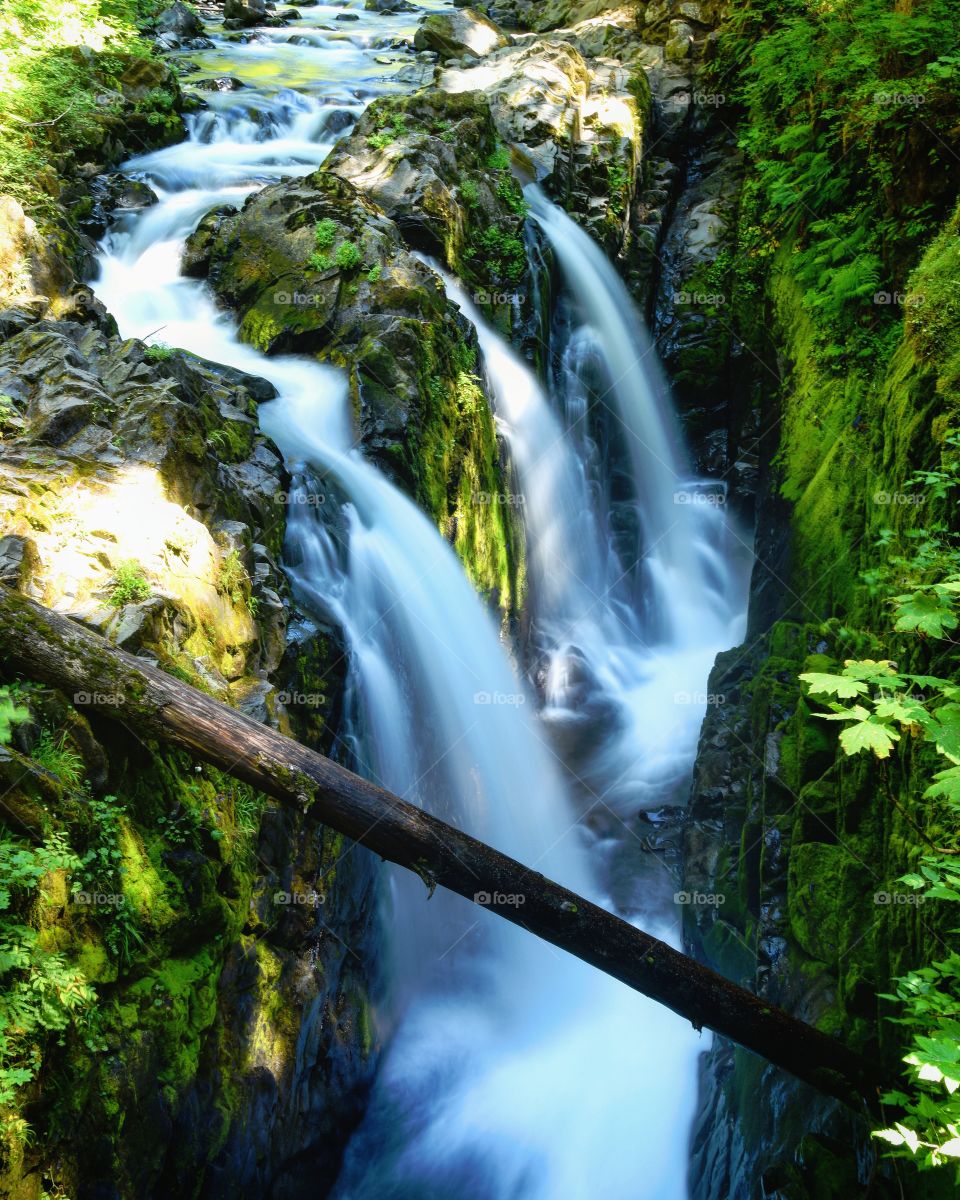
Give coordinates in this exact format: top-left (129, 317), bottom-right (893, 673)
top-left (194, 75), bottom-right (248, 91)
top-left (0, 195), bottom-right (74, 309)
top-left (223, 0), bottom-right (267, 25)
top-left (413, 8), bottom-right (511, 59)
top-left (0, 534), bottom-right (40, 591)
top-left (158, 0), bottom-right (205, 37)
top-left (365, 0), bottom-right (418, 11)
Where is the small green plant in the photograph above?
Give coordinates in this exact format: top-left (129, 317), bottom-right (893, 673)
top-left (366, 263), bottom-right (382, 284)
top-left (460, 179), bottom-right (479, 206)
top-left (314, 217), bottom-right (337, 250)
top-left (31, 731), bottom-right (84, 788)
top-left (308, 250), bottom-right (332, 272)
top-left (495, 176), bottom-right (527, 217)
top-left (144, 342), bottom-right (174, 363)
top-left (109, 560), bottom-right (150, 607)
top-left (367, 113), bottom-right (407, 150)
top-left (0, 689), bottom-right (27, 745)
top-left (466, 225), bottom-right (526, 287)
top-left (218, 548), bottom-right (249, 606)
top-left (334, 241), bottom-right (362, 271)
top-left (606, 162), bottom-right (630, 216)
top-left (486, 144), bottom-right (510, 171)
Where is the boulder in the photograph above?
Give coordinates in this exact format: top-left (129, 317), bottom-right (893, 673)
top-left (223, 0), bottom-right (267, 25)
top-left (157, 0), bottom-right (204, 38)
top-left (413, 9), bottom-right (511, 59)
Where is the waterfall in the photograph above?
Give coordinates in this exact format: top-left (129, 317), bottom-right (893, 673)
top-left (91, 8), bottom-right (747, 1197)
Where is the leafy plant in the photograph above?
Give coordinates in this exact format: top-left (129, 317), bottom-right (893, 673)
top-left (217, 548), bottom-right (248, 606)
top-left (109, 560), bottom-right (150, 607)
top-left (314, 217), bottom-right (337, 250)
top-left (799, 439), bottom-right (960, 1170)
top-left (334, 241), bottom-right (362, 271)
top-left (143, 342), bottom-right (174, 362)
top-left (0, 690), bottom-right (28, 745)
top-left (31, 731), bottom-right (84, 788)
top-left (0, 832), bottom-right (93, 1144)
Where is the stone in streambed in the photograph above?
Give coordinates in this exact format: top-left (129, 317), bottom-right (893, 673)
top-left (223, 0), bottom-right (267, 25)
top-left (157, 0), bottom-right (205, 37)
top-left (413, 9), bottom-right (510, 59)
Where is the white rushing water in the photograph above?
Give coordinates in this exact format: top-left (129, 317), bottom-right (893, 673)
top-left (92, 5), bottom-right (749, 1197)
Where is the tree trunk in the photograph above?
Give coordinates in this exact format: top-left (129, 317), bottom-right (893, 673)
top-left (0, 586), bottom-right (884, 1109)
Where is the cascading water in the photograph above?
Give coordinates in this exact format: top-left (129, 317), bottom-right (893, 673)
top-left (91, 5), bottom-right (748, 1197)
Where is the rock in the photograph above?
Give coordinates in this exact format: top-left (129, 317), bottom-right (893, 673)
top-left (223, 0), bottom-right (266, 25)
top-left (0, 534), bottom-right (40, 591)
top-left (365, 0), bottom-right (418, 11)
top-left (157, 0), bottom-right (204, 37)
top-left (335, 11), bottom-right (361, 18)
top-left (413, 9), bottom-right (511, 59)
top-left (0, 195), bottom-right (73, 310)
top-left (194, 75), bottom-right (248, 91)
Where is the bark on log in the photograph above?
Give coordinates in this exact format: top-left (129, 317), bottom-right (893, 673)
top-left (0, 586), bottom-right (884, 1109)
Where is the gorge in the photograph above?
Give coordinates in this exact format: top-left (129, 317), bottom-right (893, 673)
top-left (0, 0), bottom-right (958, 1198)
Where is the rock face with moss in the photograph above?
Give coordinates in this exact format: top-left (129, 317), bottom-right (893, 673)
top-left (0, 276), bottom-right (386, 1194)
top-left (186, 165), bottom-right (526, 618)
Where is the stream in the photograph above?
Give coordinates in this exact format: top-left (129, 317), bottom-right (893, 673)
top-left (92, 4), bottom-right (750, 1196)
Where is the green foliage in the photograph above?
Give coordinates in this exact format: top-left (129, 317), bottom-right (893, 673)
top-left (466, 226), bottom-right (526, 287)
top-left (495, 176), bottom-right (527, 217)
top-left (314, 218), bottom-right (336, 250)
top-left (32, 730), bottom-right (85, 788)
top-left (366, 263), bottom-right (382, 284)
top-left (334, 240), bottom-right (362, 271)
top-left (109, 559), bottom-right (150, 606)
top-left (217, 548), bottom-right (248, 606)
top-left (0, 689), bottom-right (28, 746)
top-left (366, 112), bottom-right (407, 150)
top-left (0, 0), bottom-right (170, 218)
top-left (73, 793), bottom-right (144, 966)
top-left (800, 447), bottom-right (960, 1172)
top-left (486, 144), bottom-right (510, 171)
top-left (0, 831), bottom-right (93, 1143)
top-left (460, 179), bottom-right (479, 206)
top-left (710, 0), bottom-right (960, 363)
top-left (144, 341), bottom-right (174, 363)
top-left (606, 161), bottom-right (629, 216)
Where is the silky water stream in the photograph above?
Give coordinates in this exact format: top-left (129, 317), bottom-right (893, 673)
top-left (93, 6), bottom-right (749, 1195)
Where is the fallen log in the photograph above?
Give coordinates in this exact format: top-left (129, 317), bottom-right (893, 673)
top-left (0, 585), bottom-right (883, 1109)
